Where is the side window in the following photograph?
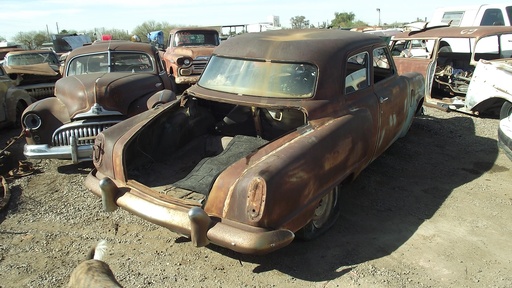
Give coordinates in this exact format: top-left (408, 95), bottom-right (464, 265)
top-left (480, 9), bottom-right (505, 26)
top-left (345, 52), bottom-right (369, 94)
top-left (373, 47), bottom-right (395, 83)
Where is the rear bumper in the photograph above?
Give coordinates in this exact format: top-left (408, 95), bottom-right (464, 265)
top-left (84, 169), bottom-right (295, 254)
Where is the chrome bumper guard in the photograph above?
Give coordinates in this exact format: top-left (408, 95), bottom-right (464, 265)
top-left (86, 172), bottom-right (295, 254)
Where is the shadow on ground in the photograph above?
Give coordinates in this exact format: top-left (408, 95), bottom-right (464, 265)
top-left (207, 114), bottom-right (500, 281)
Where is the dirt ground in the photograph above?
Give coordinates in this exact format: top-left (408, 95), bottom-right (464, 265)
top-left (0, 106), bottom-right (511, 288)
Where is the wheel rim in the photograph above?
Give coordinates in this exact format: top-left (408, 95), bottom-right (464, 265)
top-left (312, 188), bottom-right (337, 229)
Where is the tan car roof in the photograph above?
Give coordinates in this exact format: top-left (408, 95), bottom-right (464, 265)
top-left (393, 25), bottom-right (512, 39)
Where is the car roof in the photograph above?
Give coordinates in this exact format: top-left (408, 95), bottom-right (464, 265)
top-left (66, 41), bottom-right (157, 59)
top-left (170, 27), bottom-right (219, 34)
top-left (392, 25), bottom-right (512, 39)
top-left (213, 29), bottom-right (385, 65)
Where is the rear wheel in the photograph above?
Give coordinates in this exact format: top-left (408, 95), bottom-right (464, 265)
top-left (500, 101), bottom-right (512, 120)
top-left (296, 185), bottom-right (342, 240)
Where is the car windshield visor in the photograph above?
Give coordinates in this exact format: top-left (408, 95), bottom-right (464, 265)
top-left (198, 56), bottom-right (317, 98)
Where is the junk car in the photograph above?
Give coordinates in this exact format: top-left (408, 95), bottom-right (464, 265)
top-left (391, 23), bottom-right (512, 117)
top-left (3, 49), bottom-right (62, 100)
top-left (85, 29), bottom-right (425, 254)
top-left (21, 41), bottom-right (176, 163)
top-left (0, 65), bottom-right (33, 129)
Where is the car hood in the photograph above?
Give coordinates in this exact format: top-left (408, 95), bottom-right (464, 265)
top-left (170, 46), bottom-right (215, 59)
top-left (55, 72), bottom-right (164, 119)
top-left (4, 63), bottom-right (59, 76)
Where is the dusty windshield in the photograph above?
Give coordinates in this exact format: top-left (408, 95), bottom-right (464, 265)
top-left (174, 31), bottom-right (219, 46)
top-left (66, 52), bottom-right (154, 76)
top-left (198, 56), bottom-right (317, 98)
top-left (6, 52), bottom-right (60, 66)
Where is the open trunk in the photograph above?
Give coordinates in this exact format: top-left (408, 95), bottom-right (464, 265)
top-left (124, 97), bottom-right (307, 202)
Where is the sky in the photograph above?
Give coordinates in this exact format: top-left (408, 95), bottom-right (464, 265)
top-left (0, 0), bottom-right (506, 42)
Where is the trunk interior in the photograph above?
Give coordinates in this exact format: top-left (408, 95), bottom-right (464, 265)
top-left (124, 97), bottom-right (307, 202)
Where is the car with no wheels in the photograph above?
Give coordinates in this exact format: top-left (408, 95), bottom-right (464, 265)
top-left (21, 41), bottom-right (176, 163)
top-left (85, 29), bottom-right (424, 254)
top-left (391, 24), bottom-right (512, 117)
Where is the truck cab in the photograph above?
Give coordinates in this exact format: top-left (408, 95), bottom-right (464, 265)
top-left (431, 4), bottom-right (512, 26)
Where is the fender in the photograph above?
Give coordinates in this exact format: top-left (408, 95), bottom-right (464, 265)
top-left (207, 108), bottom-right (377, 232)
top-left (22, 97), bottom-right (69, 145)
top-left (4, 87), bottom-right (32, 124)
top-left (146, 89), bottom-right (177, 109)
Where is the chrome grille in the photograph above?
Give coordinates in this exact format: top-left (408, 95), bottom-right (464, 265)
top-left (52, 122), bottom-right (119, 146)
top-left (27, 87), bottom-right (55, 99)
top-left (191, 62), bottom-right (207, 75)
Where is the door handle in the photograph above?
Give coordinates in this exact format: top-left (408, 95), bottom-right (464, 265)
top-left (379, 96), bottom-right (389, 103)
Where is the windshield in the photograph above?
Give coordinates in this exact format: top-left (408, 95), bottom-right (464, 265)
top-left (6, 52), bottom-right (59, 66)
top-left (66, 52), bottom-right (154, 76)
top-left (198, 56), bottom-right (317, 98)
top-left (174, 31), bottom-right (220, 47)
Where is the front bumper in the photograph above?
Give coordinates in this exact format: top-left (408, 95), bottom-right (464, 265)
top-left (84, 169), bottom-right (295, 254)
top-left (24, 136), bottom-right (93, 163)
top-left (175, 75), bottom-right (200, 85)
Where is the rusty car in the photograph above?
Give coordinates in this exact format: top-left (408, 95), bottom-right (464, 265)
top-left (85, 29), bottom-right (425, 254)
top-left (390, 24), bottom-right (512, 117)
top-left (0, 64), bottom-right (33, 129)
top-left (162, 28), bottom-right (220, 92)
top-left (3, 49), bottom-right (62, 100)
top-left (21, 41), bottom-right (177, 163)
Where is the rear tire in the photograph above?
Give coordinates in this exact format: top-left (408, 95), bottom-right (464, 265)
top-left (500, 101), bottom-right (512, 120)
top-left (296, 185), bottom-right (342, 240)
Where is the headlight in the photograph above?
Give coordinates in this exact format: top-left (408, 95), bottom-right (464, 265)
top-left (23, 113), bottom-right (42, 129)
top-left (177, 57), bottom-right (192, 66)
top-left (246, 177), bottom-right (266, 222)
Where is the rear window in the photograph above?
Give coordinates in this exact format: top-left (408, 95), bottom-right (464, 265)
top-left (198, 56), bottom-right (317, 98)
top-left (442, 11), bottom-right (465, 26)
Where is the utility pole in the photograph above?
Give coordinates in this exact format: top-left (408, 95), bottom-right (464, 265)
top-left (376, 8), bottom-right (381, 26)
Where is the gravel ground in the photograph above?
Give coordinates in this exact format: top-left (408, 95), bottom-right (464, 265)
top-left (0, 106), bottom-right (511, 287)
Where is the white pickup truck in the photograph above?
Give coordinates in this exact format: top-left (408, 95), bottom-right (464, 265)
top-left (431, 4), bottom-right (512, 26)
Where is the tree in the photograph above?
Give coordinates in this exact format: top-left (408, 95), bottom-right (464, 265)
top-left (330, 12), bottom-right (367, 28)
top-left (0, 35), bottom-right (5, 42)
top-left (132, 20), bottom-right (176, 43)
top-left (290, 16), bottom-right (310, 29)
top-left (13, 31), bottom-right (48, 49)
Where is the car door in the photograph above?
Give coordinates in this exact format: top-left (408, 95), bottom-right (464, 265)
top-left (372, 46), bottom-right (409, 157)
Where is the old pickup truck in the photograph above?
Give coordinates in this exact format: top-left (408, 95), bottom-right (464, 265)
top-left (162, 28), bottom-right (220, 92)
top-left (85, 29), bottom-right (425, 254)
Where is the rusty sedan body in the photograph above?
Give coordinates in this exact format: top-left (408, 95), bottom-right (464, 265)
top-left (21, 41), bottom-right (176, 163)
top-left (85, 29), bottom-right (425, 254)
